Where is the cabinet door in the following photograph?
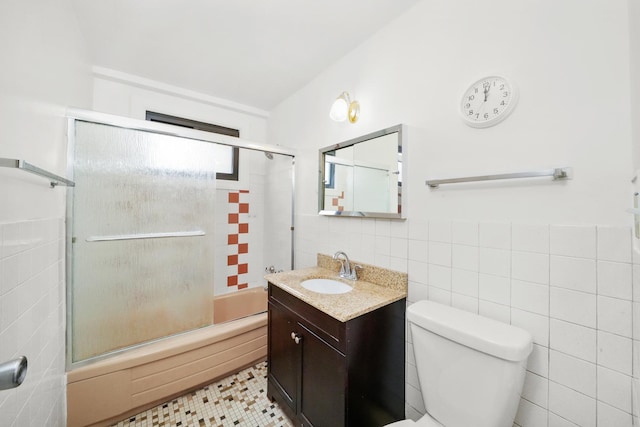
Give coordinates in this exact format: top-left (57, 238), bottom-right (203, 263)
top-left (268, 302), bottom-right (300, 412)
top-left (299, 323), bottom-right (346, 427)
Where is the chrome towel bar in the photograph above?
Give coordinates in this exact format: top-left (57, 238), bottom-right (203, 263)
top-left (426, 167), bottom-right (572, 188)
top-left (86, 230), bottom-right (206, 242)
top-left (0, 157), bottom-right (75, 188)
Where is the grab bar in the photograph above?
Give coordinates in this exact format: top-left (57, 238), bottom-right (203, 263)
top-left (86, 230), bottom-right (206, 242)
top-left (426, 167), bottom-right (572, 188)
top-left (0, 158), bottom-right (75, 188)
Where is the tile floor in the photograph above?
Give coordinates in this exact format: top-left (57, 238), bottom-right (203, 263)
top-left (112, 362), bottom-right (293, 427)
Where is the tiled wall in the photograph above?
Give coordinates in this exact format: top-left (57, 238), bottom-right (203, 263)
top-left (0, 219), bottom-right (66, 426)
top-left (294, 216), bottom-right (636, 426)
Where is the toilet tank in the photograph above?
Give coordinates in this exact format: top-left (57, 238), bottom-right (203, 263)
top-left (408, 300), bottom-right (533, 427)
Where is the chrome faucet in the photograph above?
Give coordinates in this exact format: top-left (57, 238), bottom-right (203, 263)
top-left (333, 251), bottom-right (360, 280)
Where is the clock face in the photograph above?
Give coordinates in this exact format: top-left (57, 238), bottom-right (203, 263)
top-left (460, 76), bottom-right (518, 128)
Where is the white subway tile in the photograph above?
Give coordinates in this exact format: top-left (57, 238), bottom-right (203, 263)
top-left (597, 226), bottom-right (632, 263)
top-left (451, 268), bottom-right (478, 297)
top-left (428, 264), bottom-right (451, 290)
top-left (451, 244), bottom-right (478, 271)
top-left (597, 296), bottom-right (632, 338)
top-left (406, 360), bottom-right (420, 389)
top-left (512, 223), bottom-right (550, 254)
top-left (375, 219), bottom-right (391, 237)
top-left (428, 219), bottom-right (451, 243)
top-left (549, 350), bottom-right (596, 397)
top-left (408, 239), bottom-right (428, 262)
top-left (515, 398), bottom-right (548, 427)
top-left (428, 286), bottom-right (451, 306)
top-left (451, 293), bottom-right (478, 314)
top-left (548, 412), bottom-right (579, 427)
top-left (451, 221), bottom-right (478, 246)
top-left (390, 237), bottom-right (408, 260)
top-left (408, 281), bottom-right (428, 303)
top-left (479, 300), bottom-right (510, 324)
top-left (428, 241), bottom-right (451, 267)
top-left (479, 222), bottom-right (511, 249)
top-left (479, 274), bottom-right (510, 305)
top-left (375, 235), bottom-right (391, 256)
top-left (597, 331), bottom-right (632, 375)
top-left (550, 225), bottom-right (596, 259)
top-left (596, 401), bottom-right (633, 427)
top-left (550, 287), bottom-right (596, 328)
top-left (597, 261), bottom-right (632, 300)
top-left (479, 247), bottom-right (511, 277)
top-left (390, 220), bottom-right (409, 239)
top-left (633, 264), bottom-right (640, 302)
top-left (361, 218), bottom-right (377, 235)
top-left (597, 366), bottom-right (632, 413)
top-left (550, 255), bottom-right (596, 294)
top-left (408, 260), bottom-right (428, 285)
top-left (522, 371), bottom-right (548, 408)
top-left (511, 279), bottom-right (549, 316)
top-left (549, 319), bottom-right (596, 363)
top-left (512, 308), bottom-right (549, 347)
top-left (512, 251), bottom-right (549, 285)
top-left (548, 382), bottom-right (596, 427)
top-left (388, 256), bottom-right (408, 273)
top-left (528, 344), bottom-right (549, 377)
top-left (634, 302), bottom-right (640, 341)
top-left (408, 219), bottom-right (428, 241)
top-left (405, 383), bottom-right (426, 413)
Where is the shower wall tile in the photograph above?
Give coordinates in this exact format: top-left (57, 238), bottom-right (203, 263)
top-left (0, 218), bottom-right (65, 427)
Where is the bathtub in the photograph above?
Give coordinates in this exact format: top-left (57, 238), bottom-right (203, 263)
top-left (66, 287), bottom-right (268, 427)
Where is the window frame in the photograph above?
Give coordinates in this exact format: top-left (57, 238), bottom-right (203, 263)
top-left (145, 111), bottom-right (240, 181)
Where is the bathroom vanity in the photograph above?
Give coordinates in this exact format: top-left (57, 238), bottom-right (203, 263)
top-left (265, 256), bottom-right (407, 427)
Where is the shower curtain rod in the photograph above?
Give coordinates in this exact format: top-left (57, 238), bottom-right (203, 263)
top-left (0, 158), bottom-right (75, 188)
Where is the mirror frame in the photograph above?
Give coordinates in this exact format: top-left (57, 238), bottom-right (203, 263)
top-left (318, 124), bottom-right (405, 219)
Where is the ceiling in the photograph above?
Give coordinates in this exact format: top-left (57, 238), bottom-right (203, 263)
top-left (72, 0), bottom-right (422, 112)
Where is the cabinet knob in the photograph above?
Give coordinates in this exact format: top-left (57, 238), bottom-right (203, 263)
top-left (290, 332), bottom-right (302, 344)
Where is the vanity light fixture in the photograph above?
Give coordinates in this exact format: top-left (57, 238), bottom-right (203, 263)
top-left (329, 91), bottom-right (360, 123)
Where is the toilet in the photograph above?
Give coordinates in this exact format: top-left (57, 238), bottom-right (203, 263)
top-left (387, 300), bottom-right (533, 427)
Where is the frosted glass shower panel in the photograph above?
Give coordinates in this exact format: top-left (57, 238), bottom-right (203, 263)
top-left (71, 121), bottom-right (217, 362)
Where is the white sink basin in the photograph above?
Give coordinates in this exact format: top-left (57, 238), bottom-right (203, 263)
top-left (301, 278), bottom-right (353, 294)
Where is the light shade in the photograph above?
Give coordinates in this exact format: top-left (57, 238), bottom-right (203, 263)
top-left (330, 91), bottom-right (359, 123)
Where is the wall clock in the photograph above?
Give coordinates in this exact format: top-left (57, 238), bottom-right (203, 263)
top-left (460, 75), bottom-right (518, 128)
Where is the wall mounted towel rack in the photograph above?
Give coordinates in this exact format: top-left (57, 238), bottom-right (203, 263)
top-left (0, 158), bottom-right (75, 188)
top-left (85, 230), bottom-right (206, 242)
top-left (426, 167), bottom-right (572, 188)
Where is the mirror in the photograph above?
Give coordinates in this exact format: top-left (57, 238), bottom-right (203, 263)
top-left (319, 124), bottom-right (404, 219)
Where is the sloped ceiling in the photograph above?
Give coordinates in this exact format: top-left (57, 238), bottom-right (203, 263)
top-left (72, 0), bottom-right (421, 111)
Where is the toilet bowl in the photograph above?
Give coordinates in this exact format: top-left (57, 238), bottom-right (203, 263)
top-left (385, 300), bottom-right (533, 427)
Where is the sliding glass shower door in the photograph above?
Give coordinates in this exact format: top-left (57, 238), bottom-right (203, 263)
top-left (69, 121), bottom-right (218, 363)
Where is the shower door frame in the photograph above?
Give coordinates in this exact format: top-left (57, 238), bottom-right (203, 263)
top-left (65, 108), bottom-right (296, 370)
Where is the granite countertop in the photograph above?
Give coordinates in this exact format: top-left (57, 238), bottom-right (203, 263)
top-left (264, 255), bottom-right (408, 322)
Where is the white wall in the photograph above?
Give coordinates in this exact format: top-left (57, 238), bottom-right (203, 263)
top-left (268, 0), bottom-right (636, 426)
top-left (92, 71), bottom-right (269, 144)
top-left (0, 0), bottom-right (92, 425)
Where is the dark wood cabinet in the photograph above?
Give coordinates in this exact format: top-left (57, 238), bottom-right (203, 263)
top-left (267, 282), bottom-right (405, 427)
